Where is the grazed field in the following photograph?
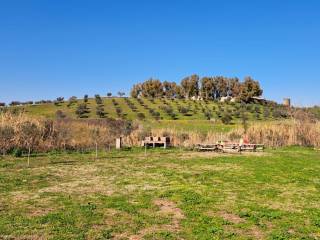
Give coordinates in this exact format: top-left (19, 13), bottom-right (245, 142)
top-left (0, 147), bottom-right (320, 239)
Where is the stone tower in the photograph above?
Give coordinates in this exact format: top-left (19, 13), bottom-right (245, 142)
top-left (283, 98), bottom-right (291, 107)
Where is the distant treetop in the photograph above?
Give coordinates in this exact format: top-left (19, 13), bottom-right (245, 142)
top-left (130, 75), bottom-right (263, 103)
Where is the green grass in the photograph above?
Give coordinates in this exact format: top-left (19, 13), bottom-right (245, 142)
top-left (1, 147), bottom-right (320, 239)
top-left (144, 120), bottom-right (236, 133)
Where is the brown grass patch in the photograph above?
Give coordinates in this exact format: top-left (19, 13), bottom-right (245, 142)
top-left (123, 199), bottom-right (185, 240)
top-left (218, 211), bottom-right (244, 224)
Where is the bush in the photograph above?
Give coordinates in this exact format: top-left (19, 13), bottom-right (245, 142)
top-left (115, 107), bottom-right (122, 117)
top-left (263, 108), bottom-right (270, 118)
top-left (55, 110), bottom-right (66, 119)
top-left (221, 113), bottom-right (233, 124)
top-left (67, 96), bottom-right (77, 107)
top-left (254, 105), bottom-right (261, 114)
top-left (137, 112), bottom-right (146, 120)
top-left (84, 95), bottom-right (89, 103)
top-left (234, 110), bottom-right (241, 118)
top-left (96, 105), bottom-right (105, 118)
top-left (204, 110), bottom-right (213, 120)
top-left (112, 99), bottom-right (119, 106)
top-left (13, 148), bottom-right (23, 157)
top-left (0, 125), bottom-right (15, 154)
top-left (178, 106), bottom-right (189, 115)
top-left (76, 103), bottom-right (89, 118)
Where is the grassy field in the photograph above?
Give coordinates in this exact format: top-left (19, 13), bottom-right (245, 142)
top-left (1, 147), bottom-right (320, 239)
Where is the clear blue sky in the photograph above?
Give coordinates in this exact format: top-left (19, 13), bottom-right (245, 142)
top-left (0, 0), bottom-right (319, 106)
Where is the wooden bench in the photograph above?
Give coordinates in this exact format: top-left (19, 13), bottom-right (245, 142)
top-left (195, 142), bottom-right (265, 153)
top-left (219, 143), bottom-right (240, 153)
top-left (195, 144), bottom-right (219, 151)
top-left (142, 136), bottom-right (170, 149)
top-left (240, 144), bottom-right (264, 152)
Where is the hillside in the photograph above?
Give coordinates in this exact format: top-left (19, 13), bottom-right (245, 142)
top-left (12, 98), bottom-right (283, 119)
top-left (6, 97), bottom-right (289, 125)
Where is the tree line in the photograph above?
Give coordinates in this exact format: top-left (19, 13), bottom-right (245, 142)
top-left (130, 75), bottom-right (263, 103)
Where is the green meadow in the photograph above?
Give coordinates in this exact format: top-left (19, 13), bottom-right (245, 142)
top-left (1, 147), bottom-right (319, 239)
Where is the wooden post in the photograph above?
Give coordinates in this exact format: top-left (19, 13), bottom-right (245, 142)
top-left (116, 137), bottom-right (122, 150)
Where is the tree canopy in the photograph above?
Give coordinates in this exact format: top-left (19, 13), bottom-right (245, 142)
top-left (130, 74), bottom-right (263, 103)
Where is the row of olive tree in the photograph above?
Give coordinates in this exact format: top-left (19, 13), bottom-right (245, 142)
top-left (130, 75), bottom-right (263, 103)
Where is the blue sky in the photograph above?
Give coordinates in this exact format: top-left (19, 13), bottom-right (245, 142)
top-left (0, 0), bottom-right (319, 106)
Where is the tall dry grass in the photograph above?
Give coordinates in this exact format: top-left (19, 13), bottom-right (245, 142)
top-left (1, 110), bottom-right (319, 155)
top-left (125, 116), bottom-right (320, 148)
top-left (242, 120), bottom-right (320, 148)
top-left (0, 112), bottom-right (133, 154)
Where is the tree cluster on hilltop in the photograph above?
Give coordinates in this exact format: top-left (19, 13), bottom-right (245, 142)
top-left (130, 75), bottom-right (263, 103)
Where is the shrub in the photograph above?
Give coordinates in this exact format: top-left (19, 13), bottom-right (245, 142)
top-left (115, 107), bottom-right (122, 117)
top-left (67, 96), bottom-right (77, 107)
top-left (112, 99), bottom-right (119, 106)
top-left (55, 110), bottom-right (67, 119)
top-left (254, 105), bottom-right (261, 114)
top-left (13, 148), bottom-right (23, 157)
top-left (178, 106), bottom-right (189, 115)
top-left (204, 110), bottom-right (213, 120)
top-left (0, 103), bottom-right (6, 107)
top-left (76, 103), bottom-right (89, 118)
top-left (0, 125), bottom-right (15, 154)
top-left (221, 112), bottom-right (233, 124)
top-left (263, 108), bottom-right (270, 118)
top-left (96, 105), bottom-right (105, 118)
top-left (137, 112), bottom-right (146, 120)
top-left (84, 94), bottom-right (89, 103)
top-left (234, 110), bottom-right (241, 118)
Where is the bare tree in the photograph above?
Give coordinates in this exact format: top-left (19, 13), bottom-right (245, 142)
top-left (20, 122), bottom-right (41, 167)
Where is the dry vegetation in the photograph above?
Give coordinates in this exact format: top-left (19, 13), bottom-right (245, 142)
top-left (0, 109), bottom-right (319, 157)
top-left (137, 114), bottom-right (320, 148)
top-left (0, 112), bottom-right (133, 155)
